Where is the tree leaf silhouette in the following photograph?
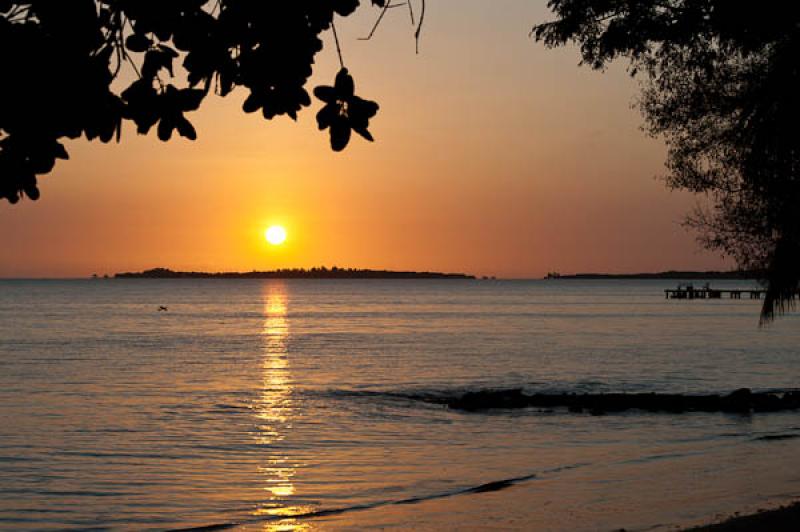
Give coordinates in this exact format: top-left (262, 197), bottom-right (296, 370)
top-left (0, 2), bottom-right (383, 203)
top-left (314, 68), bottom-right (379, 151)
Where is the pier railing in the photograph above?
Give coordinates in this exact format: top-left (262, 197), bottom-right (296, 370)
top-left (664, 288), bottom-right (767, 300)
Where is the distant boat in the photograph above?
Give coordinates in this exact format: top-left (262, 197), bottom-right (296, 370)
top-left (545, 271), bottom-right (561, 279)
top-left (158, 306), bottom-right (168, 312)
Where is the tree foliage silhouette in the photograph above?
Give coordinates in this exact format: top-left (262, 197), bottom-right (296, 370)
top-left (0, 1), bottom-right (398, 204)
top-left (534, 0), bottom-right (800, 322)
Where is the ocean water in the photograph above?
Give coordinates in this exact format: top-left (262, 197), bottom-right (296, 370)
top-left (1, 279), bottom-right (800, 531)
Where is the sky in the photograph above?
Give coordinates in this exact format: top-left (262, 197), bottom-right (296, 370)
top-left (0, 0), bottom-right (730, 278)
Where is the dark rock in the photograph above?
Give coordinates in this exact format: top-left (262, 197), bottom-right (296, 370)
top-left (720, 388), bottom-right (752, 413)
top-left (441, 387), bottom-right (800, 415)
top-left (752, 393), bottom-right (783, 412)
top-left (447, 389), bottom-right (529, 411)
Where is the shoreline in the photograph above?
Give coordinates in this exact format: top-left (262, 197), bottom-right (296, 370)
top-left (685, 500), bottom-right (800, 531)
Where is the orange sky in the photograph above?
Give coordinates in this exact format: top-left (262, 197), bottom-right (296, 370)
top-left (0, 1), bottom-right (729, 278)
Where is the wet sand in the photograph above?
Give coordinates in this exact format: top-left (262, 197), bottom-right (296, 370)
top-left (686, 500), bottom-right (800, 531)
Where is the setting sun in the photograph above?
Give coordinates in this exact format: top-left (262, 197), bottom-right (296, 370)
top-left (265, 225), bottom-right (287, 246)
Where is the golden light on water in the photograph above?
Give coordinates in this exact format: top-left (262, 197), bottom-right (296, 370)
top-left (256, 283), bottom-right (303, 526)
top-left (253, 505), bottom-right (316, 532)
top-left (258, 288), bottom-right (291, 428)
top-left (265, 225), bottom-right (288, 246)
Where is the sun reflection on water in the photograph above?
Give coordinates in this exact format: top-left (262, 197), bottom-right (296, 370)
top-left (255, 283), bottom-right (306, 526)
top-left (258, 288), bottom-right (291, 435)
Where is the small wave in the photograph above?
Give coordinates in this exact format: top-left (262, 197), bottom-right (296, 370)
top-left (1, 488), bottom-right (128, 498)
top-left (212, 403), bottom-right (252, 411)
top-left (67, 428), bottom-right (139, 434)
top-left (325, 389), bottom-right (426, 401)
top-left (0, 455), bottom-right (42, 462)
top-left (619, 449), bottom-right (707, 465)
top-left (461, 473), bottom-right (538, 494)
top-left (170, 463), bottom-right (588, 531)
top-left (754, 433), bottom-right (800, 442)
top-left (54, 450), bottom-right (201, 461)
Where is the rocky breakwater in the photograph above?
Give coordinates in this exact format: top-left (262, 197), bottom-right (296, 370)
top-left (442, 388), bottom-right (800, 415)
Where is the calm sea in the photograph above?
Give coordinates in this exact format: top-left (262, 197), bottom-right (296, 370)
top-left (1, 279), bottom-right (800, 531)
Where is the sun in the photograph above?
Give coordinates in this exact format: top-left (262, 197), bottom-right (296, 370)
top-left (265, 225), bottom-right (287, 245)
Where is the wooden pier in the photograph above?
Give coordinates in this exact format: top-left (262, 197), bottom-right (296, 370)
top-left (665, 286), bottom-right (767, 300)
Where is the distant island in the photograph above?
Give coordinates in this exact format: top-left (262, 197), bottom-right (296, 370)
top-left (113, 267), bottom-right (476, 280)
top-left (544, 270), bottom-right (763, 280)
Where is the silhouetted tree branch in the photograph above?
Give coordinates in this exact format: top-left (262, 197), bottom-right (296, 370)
top-left (0, 0), bottom-right (397, 204)
top-left (534, 0), bottom-right (800, 322)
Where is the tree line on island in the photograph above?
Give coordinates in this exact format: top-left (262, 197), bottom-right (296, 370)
top-left (544, 270), bottom-right (764, 280)
top-left (113, 267), bottom-right (476, 280)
